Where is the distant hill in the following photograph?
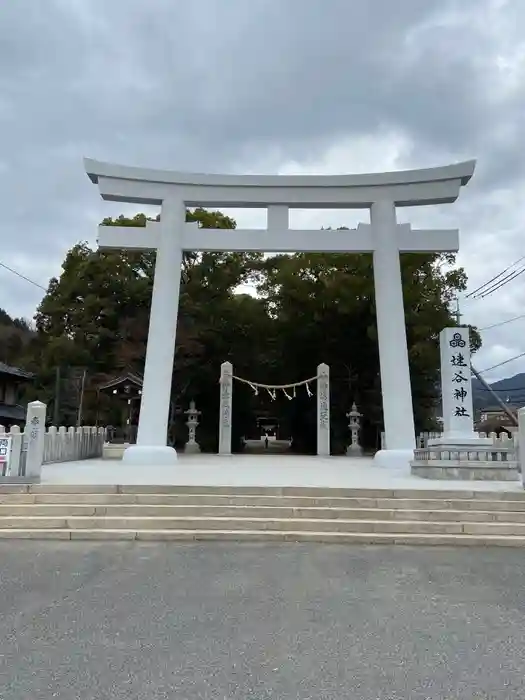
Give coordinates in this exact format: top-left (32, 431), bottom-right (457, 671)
top-left (472, 372), bottom-right (525, 409)
top-left (0, 308), bottom-right (35, 368)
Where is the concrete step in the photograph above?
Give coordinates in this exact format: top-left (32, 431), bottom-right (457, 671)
top-left (3, 493), bottom-right (525, 511)
top-left (1, 528), bottom-right (525, 546)
top-left (3, 515), bottom-right (525, 536)
top-left (2, 484), bottom-right (525, 500)
top-left (5, 503), bottom-right (525, 522)
top-left (1, 483), bottom-right (525, 544)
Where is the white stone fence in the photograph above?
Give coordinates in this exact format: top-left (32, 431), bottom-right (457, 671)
top-left (0, 401), bottom-right (106, 482)
top-left (1, 424), bottom-right (106, 477)
top-left (411, 444), bottom-right (520, 481)
top-left (381, 431), bottom-right (518, 450)
top-left (43, 426), bottom-right (106, 464)
top-left (412, 445), bottom-right (517, 465)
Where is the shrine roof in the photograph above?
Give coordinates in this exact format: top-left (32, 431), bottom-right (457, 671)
top-left (97, 373), bottom-right (143, 392)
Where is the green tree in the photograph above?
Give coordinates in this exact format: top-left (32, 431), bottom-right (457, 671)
top-left (33, 209), bottom-right (264, 432)
top-left (0, 308), bottom-right (36, 369)
top-left (257, 249), bottom-right (480, 452)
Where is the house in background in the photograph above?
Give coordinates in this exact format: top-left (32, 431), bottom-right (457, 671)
top-left (0, 362), bottom-right (34, 427)
top-left (475, 403), bottom-right (523, 435)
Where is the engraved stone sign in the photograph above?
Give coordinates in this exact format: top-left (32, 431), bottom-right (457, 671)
top-left (219, 362), bottom-right (233, 454)
top-left (316, 363), bottom-right (330, 456)
top-left (25, 400), bottom-right (47, 478)
top-left (440, 328), bottom-right (475, 438)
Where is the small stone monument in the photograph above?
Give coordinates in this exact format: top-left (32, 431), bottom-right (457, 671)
top-left (184, 400), bottom-right (201, 454)
top-left (25, 400), bottom-right (47, 480)
top-left (346, 402), bottom-right (363, 456)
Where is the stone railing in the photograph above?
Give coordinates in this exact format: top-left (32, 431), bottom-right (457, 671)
top-left (381, 430), bottom-right (518, 450)
top-left (2, 425), bottom-right (106, 475)
top-left (1, 401), bottom-right (107, 482)
top-left (412, 445), bottom-right (517, 464)
top-left (43, 426), bottom-right (106, 464)
top-left (411, 445), bottom-right (519, 481)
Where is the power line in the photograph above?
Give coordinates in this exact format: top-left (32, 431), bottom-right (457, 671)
top-left (480, 312), bottom-right (525, 331)
top-left (0, 260), bottom-right (47, 291)
top-left (466, 254), bottom-right (525, 299)
top-left (474, 265), bottom-right (525, 299)
top-left (478, 351), bottom-right (525, 374)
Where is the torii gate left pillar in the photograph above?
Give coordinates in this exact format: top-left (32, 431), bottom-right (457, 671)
top-left (131, 199), bottom-right (184, 464)
top-left (85, 158), bottom-right (475, 467)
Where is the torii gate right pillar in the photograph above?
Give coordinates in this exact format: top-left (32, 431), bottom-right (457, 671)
top-left (371, 200), bottom-right (415, 468)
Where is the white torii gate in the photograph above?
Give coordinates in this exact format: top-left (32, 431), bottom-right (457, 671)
top-left (85, 158), bottom-right (475, 467)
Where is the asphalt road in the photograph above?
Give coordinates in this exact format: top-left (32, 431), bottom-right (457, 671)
top-left (1, 542), bottom-right (525, 699)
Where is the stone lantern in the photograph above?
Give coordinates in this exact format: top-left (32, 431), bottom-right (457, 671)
top-left (184, 400), bottom-right (201, 453)
top-left (346, 402), bottom-right (363, 456)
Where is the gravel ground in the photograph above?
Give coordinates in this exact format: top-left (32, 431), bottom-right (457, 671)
top-left (1, 542), bottom-right (524, 699)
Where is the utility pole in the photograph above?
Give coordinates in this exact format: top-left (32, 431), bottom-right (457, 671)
top-left (53, 366), bottom-right (61, 426)
top-left (76, 369), bottom-right (87, 428)
top-left (454, 297), bottom-right (462, 325)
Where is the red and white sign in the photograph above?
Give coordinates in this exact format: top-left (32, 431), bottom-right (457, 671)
top-left (0, 436), bottom-right (12, 476)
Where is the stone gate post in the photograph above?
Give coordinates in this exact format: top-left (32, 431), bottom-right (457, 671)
top-left (219, 362), bottom-right (233, 455)
top-left (317, 363), bottom-right (330, 456)
top-left (25, 400), bottom-right (47, 479)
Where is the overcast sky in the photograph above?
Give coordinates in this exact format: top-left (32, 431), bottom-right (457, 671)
top-left (1, 0), bottom-right (524, 383)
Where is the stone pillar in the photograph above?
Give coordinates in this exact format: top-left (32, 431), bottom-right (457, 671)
top-left (25, 400), bottom-right (47, 480)
top-left (440, 327), bottom-right (475, 439)
top-left (346, 402), bottom-right (363, 456)
top-left (370, 199), bottom-right (415, 468)
top-left (219, 362), bottom-right (233, 455)
top-left (428, 327), bottom-right (491, 449)
top-left (185, 400), bottom-right (201, 454)
top-left (518, 407), bottom-right (525, 489)
top-left (317, 363), bottom-right (330, 456)
top-left (124, 197), bottom-right (184, 465)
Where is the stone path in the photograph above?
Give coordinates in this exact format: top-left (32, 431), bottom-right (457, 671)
top-left (1, 542), bottom-right (525, 698)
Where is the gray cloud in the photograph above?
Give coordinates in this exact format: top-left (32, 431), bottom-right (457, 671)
top-left (1, 0), bottom-right (525, 384)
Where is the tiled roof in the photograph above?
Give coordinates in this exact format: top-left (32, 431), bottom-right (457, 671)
top-left (97, 373), bottom-right (143, 391)
top-left (0, 362), bottom-right (34, 380)
top-left (0, 403), bottom-right (26, 422)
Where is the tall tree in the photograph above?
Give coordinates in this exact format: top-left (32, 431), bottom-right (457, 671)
top-left (257, 248), bottom-right (480, 452)
top-left (30, 211), bottom-right (480, 452)
top-left (0, 308), bottom-right (36, 369)
top-left (33, 209), bottom-right (263, 430)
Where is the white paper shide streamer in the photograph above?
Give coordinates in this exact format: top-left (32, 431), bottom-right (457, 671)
top-left (232, 372), bottom-right (319, 400)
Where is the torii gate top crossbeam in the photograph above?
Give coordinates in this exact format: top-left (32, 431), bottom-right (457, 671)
top-left (84, 158), bottom-right (475, 209)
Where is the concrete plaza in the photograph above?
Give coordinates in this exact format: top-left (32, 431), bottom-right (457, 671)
top-left (40, 453), bottom-right (523, 492)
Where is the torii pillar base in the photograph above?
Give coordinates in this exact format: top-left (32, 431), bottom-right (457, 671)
top-left (122, 445), bottom-right (178, 466)
top-left (373, 448), bottom-right (414, 470)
